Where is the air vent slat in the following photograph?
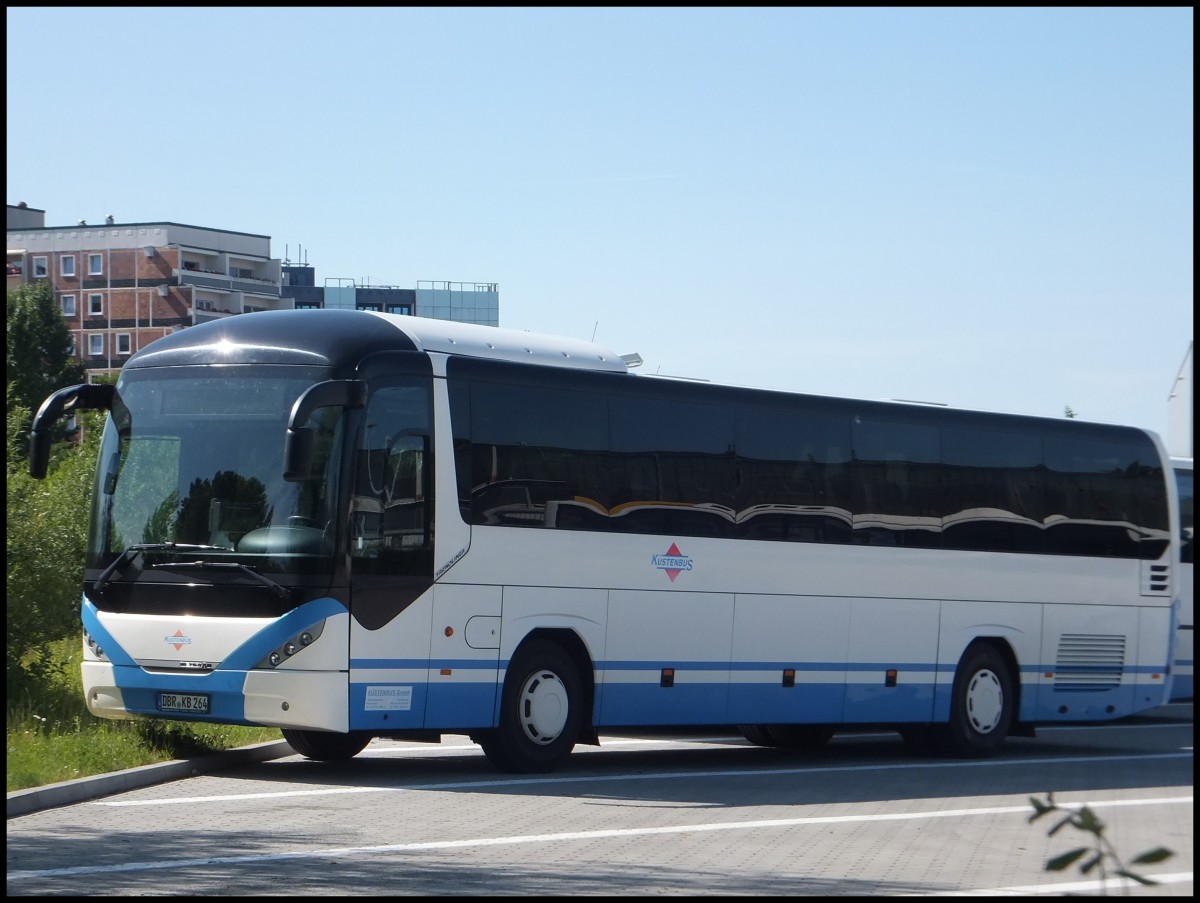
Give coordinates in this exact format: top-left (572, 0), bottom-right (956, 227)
top-left (1141, 561), bottom-right (1171, 596)
top-left (1054, 633), bottom-right (1125, 692)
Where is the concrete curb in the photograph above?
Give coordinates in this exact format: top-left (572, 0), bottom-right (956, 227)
top-left (6, 739), bottom-right (294, 818)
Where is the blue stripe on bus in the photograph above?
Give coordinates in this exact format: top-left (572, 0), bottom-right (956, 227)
top-left (221, 597), bottom-right (347, 671)
top-left (350, 657), bottom-right (1168, 675)
top-left (352, 658), bottom-right (500, 670)
top-left (81, 598), bottom-right (135, 667)
top-left (107, 666), bottom-right (251, 723)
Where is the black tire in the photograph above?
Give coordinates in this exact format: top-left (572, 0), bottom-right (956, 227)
top-left (477, 639), bottom-right (583, 773)
top-left (766, 724), bottom-right (835, 750)
top-left (282, 728), bottom-right (372, 761)
top-left (738, 724), bottom-right (778, 747)
top-left (940, 644), bottom-right (1014, 758)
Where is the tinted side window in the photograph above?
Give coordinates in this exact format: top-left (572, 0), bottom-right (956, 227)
top-left (460, 378), bottom-right (608, 528)
top-left (942, 427), bottom-right (1044, 553)
top-left (607, 394), bottom-right (736, 536)
top-left (736, 406), bottom-right (852, 543)
top-left (851, 417), bottom-right (941, 548)
top-left (1177, 467), bottom-right (1194, 564)
top-left (351, 383), bottom-right (433, 576)
top-left (1043, 436), bottom-right (1168, 558)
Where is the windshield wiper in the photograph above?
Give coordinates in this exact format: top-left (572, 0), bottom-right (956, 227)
top-left (149, 560), bottom-right (290, 601)
top-left (92, 542), bottom-right (235, 596)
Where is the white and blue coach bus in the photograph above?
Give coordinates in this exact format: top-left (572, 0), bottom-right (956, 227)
top-left (29, 309), bottom-right (1182, 772)
top-left (1169, 457), bottom-right (1193, 701)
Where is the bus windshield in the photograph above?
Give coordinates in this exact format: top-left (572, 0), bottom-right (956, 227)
top-left (88, 365), bottom-right (344, 591)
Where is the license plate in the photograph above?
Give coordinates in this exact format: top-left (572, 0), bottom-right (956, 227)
top-left (158, 692), bottom-right (210, 714)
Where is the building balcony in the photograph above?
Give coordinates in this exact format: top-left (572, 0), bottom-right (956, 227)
top-left (175, 268), bottom-right (280, 297)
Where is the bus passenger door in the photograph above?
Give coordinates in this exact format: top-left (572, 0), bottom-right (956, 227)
top-left (348, 380), bottom-right (437, 731)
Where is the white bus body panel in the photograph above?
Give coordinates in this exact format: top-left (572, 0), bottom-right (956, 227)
top-left (91, 610), bottom-right (277, 664)
top-left (842, 597), bottom-right (940, 723)
top-left (243, 669), bottom-right (350, 730)
top-left (81, 605), bottom-right (354, 729)
top-left (730, 595), bottom-right (851, 724)
top-left (935, 600), bottom-right (1044, 723)
top-left (433, 524), bottom-right (1174, 727)
top-left (601, 589), bottom-right (734, 725)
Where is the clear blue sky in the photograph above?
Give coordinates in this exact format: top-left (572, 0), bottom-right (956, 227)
top-left (7, 7), bottom-right (1193, 439)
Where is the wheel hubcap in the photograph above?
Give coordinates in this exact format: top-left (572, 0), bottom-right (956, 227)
top-left (518, 669), bottom-right (569, 745)
top-left (965, 668), bottom-right (1004, 734)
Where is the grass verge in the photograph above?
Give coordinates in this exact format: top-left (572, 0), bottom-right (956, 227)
top-left (7, 635), bottom-right (281, 793)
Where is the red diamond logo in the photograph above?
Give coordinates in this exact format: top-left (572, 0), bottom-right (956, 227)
top-left (663, 542), bottom-right (684, 582)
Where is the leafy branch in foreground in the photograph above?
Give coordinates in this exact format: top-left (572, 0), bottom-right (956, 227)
top-left (1028, 792), bottom-right (1173, 893)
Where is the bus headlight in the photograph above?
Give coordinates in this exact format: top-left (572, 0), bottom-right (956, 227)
top-left (256, 620), bottom-right (326, 669)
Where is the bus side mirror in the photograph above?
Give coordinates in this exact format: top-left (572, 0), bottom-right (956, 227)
top-left (284, 379), bottom-right (366, 481)
top-left (29, 383), bottom-right (115, 479)
top-left (283, 429), bottom-right (315, 482)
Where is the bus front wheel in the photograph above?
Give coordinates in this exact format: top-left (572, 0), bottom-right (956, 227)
top-left (477, 639), bottom-right (583, 773)
top-left (282, 728), bottom-right (371, 761)
top-left (941, 644), bottom-right (1014, 758)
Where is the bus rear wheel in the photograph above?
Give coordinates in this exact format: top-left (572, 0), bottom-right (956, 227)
top-left (282, 728), bottom-right (372, 761)
top-left (940, 644), bottom-right (1014, 758)
top-left (477, 639), bottom-right (583, 773)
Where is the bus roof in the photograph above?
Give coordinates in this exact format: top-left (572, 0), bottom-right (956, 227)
top-left (122, 309), bottom-right (631, 375)
top-left (367, 311), bottom-right (629, 373)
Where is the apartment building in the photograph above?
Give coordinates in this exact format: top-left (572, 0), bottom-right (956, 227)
top-left (6, 202), bottom-right (499, 378)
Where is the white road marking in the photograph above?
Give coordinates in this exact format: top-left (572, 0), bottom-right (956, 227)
top-left (8, 795), bottom-right (1191, 882)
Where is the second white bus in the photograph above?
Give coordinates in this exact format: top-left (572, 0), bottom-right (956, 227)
top-left (1170, 456), bottom-right (1193, 700)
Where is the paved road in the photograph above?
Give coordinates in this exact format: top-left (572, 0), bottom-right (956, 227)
top-left (7, 704), bottom-right (1193, 896)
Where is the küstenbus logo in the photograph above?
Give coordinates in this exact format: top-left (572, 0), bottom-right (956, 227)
top-left (165, 630), bottom-right (193, 651)
top-left (652, 542), bottom-right (693, 582)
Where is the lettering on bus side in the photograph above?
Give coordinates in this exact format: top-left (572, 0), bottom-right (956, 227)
top-left (436, 546), bottom-right (468, 579)
top-left (652, 542), bottom-right (694, 582)
top-left (365, 686), bottom-right (413, 711)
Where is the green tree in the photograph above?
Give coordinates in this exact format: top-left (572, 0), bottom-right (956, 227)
top-left (1029, 792), bottom-right (1173, 892)
top-left (6, 395), bottom-right (102, 698)
top-left (6, 280), bottom-right (86, 419)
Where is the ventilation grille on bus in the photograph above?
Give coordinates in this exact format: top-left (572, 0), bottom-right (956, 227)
top-left (1053, 634), bottom-right (1126, 692)
top-left (1141, 561), bottom-right (1171, 596)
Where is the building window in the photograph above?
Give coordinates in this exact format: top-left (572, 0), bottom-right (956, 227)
top-left (89, 293), bottom-right (104, 316)
top-left (87, 333), bottom-right (104, 357)
top-left (62, 294), bottom-right (77, 317)
top-left (116, 333), bottom-right (132, 356)
top-left (88, 253), bottom-right (103, 276)
top-left (61, 255), bottom-right (76, 277)
top-left (33, 256), bottom-right (48, 278)
top-left (68, 334), bottom-right (76, 355)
